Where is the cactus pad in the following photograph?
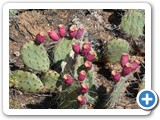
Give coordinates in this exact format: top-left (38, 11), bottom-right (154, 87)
top-left (104, 38), bottom-right (130, 63)
top-left (53, 38), bottom-right (77, 64)
top-left (104, 74), bottom-right (132, 108)
top-left (11, 70), bottom-right (44, 93)
top-left (105, 77), bottom-right (126, 108)
top-left (9, 70), bottom-right (17, 87)
top-left (120, 10), bottom-right (145, 38)
top-left (20, 41), bottom-right (50, 72)
top-left (41, 70), bottom-right (60, 92)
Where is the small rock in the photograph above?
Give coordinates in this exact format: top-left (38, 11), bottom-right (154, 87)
top-left (14, 51), bottom-right (20, 57)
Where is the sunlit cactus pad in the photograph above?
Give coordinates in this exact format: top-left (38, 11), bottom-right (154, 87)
top-left (53, 38), bottom-right (77, 64)
top-left (11, 70), bottom-right (44, 93)
top-left (120, 10), bottom-right (145, 38)
top-left (20, 41), bottom-right (50, 72)
top-left (104, 38), bottom-right (131, 63)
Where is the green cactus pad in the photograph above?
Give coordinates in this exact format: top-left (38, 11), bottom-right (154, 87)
top-left (53, 38), bottom-right (77, 64)
top-left (104, 74), bottom-right (132, 108)
top-left (84, 69), bottom-right (97, 105)
top-left (20, 41), bottom-right (50, 72)
top-left (9, 70), bottom-right (17, 87)
top-left (11, 70), bottom-right (44, 93)
top-left (104, 38), bottom-right (130, 63)
top-left (139, 77), bottom-right (145, 91)
top-left (120, 10), bottom-right (145, 38)
top-left (41, 70), bottom-right (60, 92)
top-left (105, 77), bottom-right (126, 108)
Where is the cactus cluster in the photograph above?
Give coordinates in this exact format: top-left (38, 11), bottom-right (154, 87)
top-left (10, 24), bottom-right (97, 109)
top-left (10, 20), bottom-right (142, 109)
top-left (104, 38), bottom-right (131, 64)
top-left (9, 70), bottom-right (60, 93)
top-left (105, 53), bottom-right (140, 108)
top-left (120, 10), bottom-right (145, 38)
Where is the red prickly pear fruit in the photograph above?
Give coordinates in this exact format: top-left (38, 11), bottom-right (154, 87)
top-left (75, 28), bottom-right (84, 39)
top-left (131, 60), bottom-right (140, 71)
top-left (80, 83), bottom-right (89, 93)
top-left (48, 29), bottom-right (60, 41)
top-left (68, 25), bottom-right (77, 39)
top-left (35, 32), bottom-right (46, 44)
top-left (84, 61), bottom-right (92, 70)
top-left (122, 63), bottom-right (132, 76)
top-left (111, 70), bottom-right (121, 82)
top-left (81, 42), bottom-right (91, 55)
top-left (63, 74), bottom-right (73, 85)
top-left (77, 95), bottom-right (86, 106)
top-left (120, 53), bottom-right (130, 67)
top-left (85, 51), bottom-right (95, 61)
top-left (78, 70), bottom-right (86, 81)
top-left (72, 42), bottom-right (80, 54)
top-left (58, 24), bottom-right (66, 38)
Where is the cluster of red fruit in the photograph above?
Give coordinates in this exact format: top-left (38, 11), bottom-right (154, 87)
top-left (63, 42), bottom-right (95, 106)
top-left (111, 53), bottom-right (140, 82)
top-left (35, 24), bottom-right (84, 44)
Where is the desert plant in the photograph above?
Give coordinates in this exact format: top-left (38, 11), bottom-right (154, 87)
top-left (9, 70), bottom-right (44, 93)
top-left (52, 35), bottom-right (97, 108)
top-left (9, 69), bottom-right (61, 93)
top-left (10, 24), bottom-right (98, 109)
top-left (104, 53), bottom-right (140, 108)
top-left (10, 23), bottom-right (140, 109)
top-left (20, 41), bottom-right (50, 72)
top-left (104, 38), bottom-right (131, 64)
top-left (120, 10), bottom-right (145, 38)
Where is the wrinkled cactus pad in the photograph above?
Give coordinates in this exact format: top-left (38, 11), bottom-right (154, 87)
top-left (20, 41), bottom-right (50, 72)
top-left (41, 70), bottom-right (60, 92)
top-left (120, 10), bottom-right (145, 38)
top-left (11, 70), bottom-right (44, 93)
top-left (104, 38), bottom-right (131, 64)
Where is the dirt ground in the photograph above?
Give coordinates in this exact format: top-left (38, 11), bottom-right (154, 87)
top-left (9, 9), bottom-right (145, 109)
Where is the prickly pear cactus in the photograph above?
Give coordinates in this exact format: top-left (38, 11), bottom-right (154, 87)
top-left (53, 39), bottom-right (97, 109)
top-left (20, 41), bottom-right (50, 72)
top-left (58, 55), bottom-right (97, 109)
top-left (104, 75), bottom-right (130, 108)
top-left (120, 10), bottom-right (145, 38)
top-left (10, 70), bottom-right (44, 93)
top-left (41, 70), bottom-right (60, 92)
top-left (104, 38), bottom-right (130, 63)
